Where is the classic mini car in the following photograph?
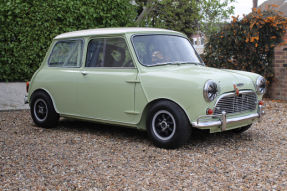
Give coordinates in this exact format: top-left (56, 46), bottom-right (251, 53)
top-left (24, 28), bottom-right (266, 149)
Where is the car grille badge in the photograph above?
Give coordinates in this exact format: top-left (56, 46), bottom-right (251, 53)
top-left (237, 83), bottom-right (244, 87)
top-left (232, 81), bottom-right (240, 96)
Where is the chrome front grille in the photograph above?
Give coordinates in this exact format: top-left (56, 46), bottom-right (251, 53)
top-left (213, 91), bottom-right (257, 115)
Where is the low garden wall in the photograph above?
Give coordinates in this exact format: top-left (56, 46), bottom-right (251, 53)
top-left (0, 82), bottom-right (29, 111)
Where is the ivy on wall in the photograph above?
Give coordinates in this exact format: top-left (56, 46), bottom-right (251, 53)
top-left (203, 5), bottom-right (287, 85)
top-left (0, 0), bottom-right (136, 81)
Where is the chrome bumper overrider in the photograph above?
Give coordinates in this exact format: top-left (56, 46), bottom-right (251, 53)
top-left (24, 95), bottom-right (29, 104)
top-left (191, 105), bottom-right (265, 131)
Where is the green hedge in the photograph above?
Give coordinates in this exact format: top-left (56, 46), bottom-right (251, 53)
top-left (203, 5), bottom-right (287, 85)
top-left (0, 0), bottom-right (136, 81)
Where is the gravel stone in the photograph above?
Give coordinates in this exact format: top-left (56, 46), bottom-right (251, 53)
top-left (0, 101), bottom-right (287, 190)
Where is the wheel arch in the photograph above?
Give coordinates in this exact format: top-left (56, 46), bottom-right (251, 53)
top-left (30, 88), bottom-right (59, 114)
top-left (136, 98), bottom-right (191, 130)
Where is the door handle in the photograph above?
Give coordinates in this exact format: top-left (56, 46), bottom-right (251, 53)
top-left (81, 71), bottom-right (88, 76)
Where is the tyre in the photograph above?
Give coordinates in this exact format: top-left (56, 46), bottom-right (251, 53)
top-left (231, 124), bottom-right (252, 133)
top-left (146, 100), bottom-right (191, 149)
top-left (30, 91), bottom-right (59, 128)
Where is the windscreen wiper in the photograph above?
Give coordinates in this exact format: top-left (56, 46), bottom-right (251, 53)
top-left (147, 61), bottom-right (202, 67)
top-left (147, 62), bottom-right (172, 67)
top-left (171, 61), bottom-right (201, 65)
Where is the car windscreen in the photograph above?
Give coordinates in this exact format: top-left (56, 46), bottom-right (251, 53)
top-left (132, 35), bottom-right (202, 66)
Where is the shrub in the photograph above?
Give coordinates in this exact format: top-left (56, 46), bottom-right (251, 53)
top-left (203, 5), bottom-right (287, 85)
top-left (0, 0), bottom-right (136, 81)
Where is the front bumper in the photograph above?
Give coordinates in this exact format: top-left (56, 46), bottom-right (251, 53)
top-left (191, 105), bottom-right (265, 131)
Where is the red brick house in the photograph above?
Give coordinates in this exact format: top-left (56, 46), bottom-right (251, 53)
top-left (258, 0), bottom-right (287, 100)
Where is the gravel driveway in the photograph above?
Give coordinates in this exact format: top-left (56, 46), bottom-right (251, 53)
top-left (0, 101), bottom-right (286, 190)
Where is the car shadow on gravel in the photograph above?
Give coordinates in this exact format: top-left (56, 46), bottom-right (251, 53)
top-left (50, 118), bottom-right (256, 149)
top-left (185, 127), bottom-right (256, 149)
top-left (55, 118), bottom-right (150, 142)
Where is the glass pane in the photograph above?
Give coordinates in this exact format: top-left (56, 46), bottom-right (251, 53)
top-left (86, 39), bottom-right (104, 67)
top-left (133, 35), bottom-right (201, 66)
top-left (86, 38), bottom-right (134, 68)
top-left (49, 40), bottom-right (83, 67)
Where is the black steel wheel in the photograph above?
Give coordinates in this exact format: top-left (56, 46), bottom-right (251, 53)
top-left (152, 110), bottom-right (176, 141)
top-left (34, 98), bottom-right (48, 122)
top-left (146, 100), bottom-right (191, 149)
top-left (231, 124), bottom-right (252, 133)
top-left (30, 91), bottom-right (59, 128)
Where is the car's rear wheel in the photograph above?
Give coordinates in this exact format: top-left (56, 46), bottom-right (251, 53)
top-left (231, 124), bottom-right (252, 133)
top-left (146, 100), bottom-right (191, 149)
top-left (30, 91), bottom-right (59, 128)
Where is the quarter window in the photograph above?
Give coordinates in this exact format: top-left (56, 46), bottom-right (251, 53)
top-left (48, 39), bottom-right (83, 67)
top-left (86, 38), bottom-right (134, 67)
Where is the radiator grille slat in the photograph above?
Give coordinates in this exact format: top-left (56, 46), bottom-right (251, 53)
top-left (214, 92), bottom-right (257, 115)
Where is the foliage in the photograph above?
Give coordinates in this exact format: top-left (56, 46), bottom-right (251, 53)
top-left (203, 5), bottom-right (287, 84)
top-left (0, 0), bottom-right (136, 81)
top-left (135, 0), bottom-right (235, 37)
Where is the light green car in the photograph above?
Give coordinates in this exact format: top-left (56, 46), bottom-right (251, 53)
top-left (24, 28), bottom-right (266, 149)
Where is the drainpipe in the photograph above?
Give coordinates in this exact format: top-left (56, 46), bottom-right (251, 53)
top-left (253, 0), bottom-right (258, 8)
top-left (280, 65), bottom-right (287, 100)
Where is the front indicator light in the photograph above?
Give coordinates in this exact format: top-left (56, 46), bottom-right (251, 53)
top-left (206, 108), bottom-right (213, 115)
top-left (259, 101), bottom-right (264, 106)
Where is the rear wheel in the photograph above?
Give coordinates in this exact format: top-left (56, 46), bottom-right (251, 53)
top-left (231, 124), bottom-right (252, 133)
top-left (30, 91), bottom-right (59, 128)
top-left (146, 100), bottom-right (191, 149)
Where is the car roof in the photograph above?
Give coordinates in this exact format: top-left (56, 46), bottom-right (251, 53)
top-left (54, 27), bottom-right (185, 39)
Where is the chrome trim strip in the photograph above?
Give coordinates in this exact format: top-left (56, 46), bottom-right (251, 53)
top-left (126, 80), bottom-right (140, 83)
top-left (191, 112), bottom-right (260, 129)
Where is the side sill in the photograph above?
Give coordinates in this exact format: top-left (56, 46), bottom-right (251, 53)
top-left (60, 113), bottom-right (138, 128)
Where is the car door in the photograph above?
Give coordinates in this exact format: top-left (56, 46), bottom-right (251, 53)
top-left (76, 37), bottom-right (138, 123)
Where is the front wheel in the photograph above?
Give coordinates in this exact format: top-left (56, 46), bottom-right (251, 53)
top-left (146, 100), bottom-right (191, 149)
top-left (30, 91), bottom-right (59, 128)
top-left (231, 124), bottom-right (252, 133)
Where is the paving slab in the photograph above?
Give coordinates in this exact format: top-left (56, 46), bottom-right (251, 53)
top-left (0, 82), bottom-right (30, 111)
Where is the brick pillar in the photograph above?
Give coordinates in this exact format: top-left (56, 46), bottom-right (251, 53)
top-left (268, 33), bottom-right (287, 100)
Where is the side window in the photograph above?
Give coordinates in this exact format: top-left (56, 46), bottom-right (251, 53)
top-left (86, 38), bottom-right (134, 68)
top-left (48, 39), bottom-right (83, 67)
top-left (133, 41), bottom-right (147, 64)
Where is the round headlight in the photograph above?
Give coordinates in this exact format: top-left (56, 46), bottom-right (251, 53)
top-left (203, 80), bottom-right (218, 102)
top-left (256, 76), bottom-right (266, 95)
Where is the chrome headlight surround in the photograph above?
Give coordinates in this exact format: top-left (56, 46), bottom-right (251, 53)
top-left (255, 76), bottom-right (266, 95)
top-left (203, 80), bottom-right (218, 102)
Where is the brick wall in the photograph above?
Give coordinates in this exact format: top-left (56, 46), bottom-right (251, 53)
top-left (268, 32), bottom-right (287, 100)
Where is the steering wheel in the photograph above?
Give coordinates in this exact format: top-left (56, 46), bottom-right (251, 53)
top-left (124, 59), bottom-right (134, 67)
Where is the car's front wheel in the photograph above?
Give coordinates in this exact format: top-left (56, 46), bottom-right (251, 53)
top-left (231, 124), bottom-right (252, 133)
top-left (30, 91), bottom-right (59, 128)
top-left (146, 100), bottom-right (191, 149)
